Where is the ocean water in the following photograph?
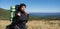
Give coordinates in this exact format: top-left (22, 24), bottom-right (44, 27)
top-left (30, 13), bottom-right (60, 17)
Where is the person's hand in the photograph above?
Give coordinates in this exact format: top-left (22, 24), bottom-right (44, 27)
top-left (17, 12), bottom-right (21, 16)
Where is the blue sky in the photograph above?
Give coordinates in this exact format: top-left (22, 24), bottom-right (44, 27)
top-left (0, 0), bottom-right (60, 13)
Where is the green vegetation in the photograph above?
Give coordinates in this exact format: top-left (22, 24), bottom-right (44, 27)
top-left (0, 8), bottom-right (10, 20)
top-left (0, 8), bottom-right (60, 20)
top-left (29, 16), bottom-right (60, 21)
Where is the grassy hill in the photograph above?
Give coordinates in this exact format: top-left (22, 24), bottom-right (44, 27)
top-left (0, 8), bottom-right (10, 20)
top-left (0, 8), bottom-right (39, 20)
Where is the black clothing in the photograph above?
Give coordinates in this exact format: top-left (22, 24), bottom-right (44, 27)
top-left (13, 11), bottom-right (29, 23)
top-left (12, 11), bottom-right (29, 29)
top-left (6, 11), bottom-right (29, 29)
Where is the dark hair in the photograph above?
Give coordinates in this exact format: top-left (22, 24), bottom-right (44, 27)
top-left (19, 3), bottom-right (26, 8)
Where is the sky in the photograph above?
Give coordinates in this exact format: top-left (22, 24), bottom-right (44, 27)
top-left (0, 0), bottom-right (60, 13)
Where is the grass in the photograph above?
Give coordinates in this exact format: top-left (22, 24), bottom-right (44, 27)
top-left (0, 20), bottom-right (60, 29)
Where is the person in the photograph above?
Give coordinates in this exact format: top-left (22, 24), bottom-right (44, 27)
top-left (13, 3), bottom-right (29, 29)
top-left (6, 3), bottom-right (29, 29)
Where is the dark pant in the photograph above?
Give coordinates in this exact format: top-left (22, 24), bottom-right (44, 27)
top-left (6, 22), bottom-right (27, 29)
top-left (17, 23), bottom-right (27, 29)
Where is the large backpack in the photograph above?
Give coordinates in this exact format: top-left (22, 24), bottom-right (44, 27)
top-left (10, 5), bottom-right (20, 22)
top-left (6, 6), bottom-right (20, 29)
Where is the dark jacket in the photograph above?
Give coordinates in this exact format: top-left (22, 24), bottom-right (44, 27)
top-left (12, 11), bottom-right (29, 25)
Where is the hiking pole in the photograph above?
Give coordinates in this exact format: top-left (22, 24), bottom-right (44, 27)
top-left (10, 6), bottom-right (15, 22)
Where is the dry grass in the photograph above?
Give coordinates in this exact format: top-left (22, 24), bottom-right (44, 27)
top-left (0, 20), bottom-right (60, 29)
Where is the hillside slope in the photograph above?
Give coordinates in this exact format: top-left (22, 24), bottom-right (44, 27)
top-left (0, 8), bottom-right (10, 20)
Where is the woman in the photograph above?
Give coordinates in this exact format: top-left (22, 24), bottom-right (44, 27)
top-left (6, 3), bottom-right (29, 29)
top-left (13, 3), bottom-right (29, 29)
